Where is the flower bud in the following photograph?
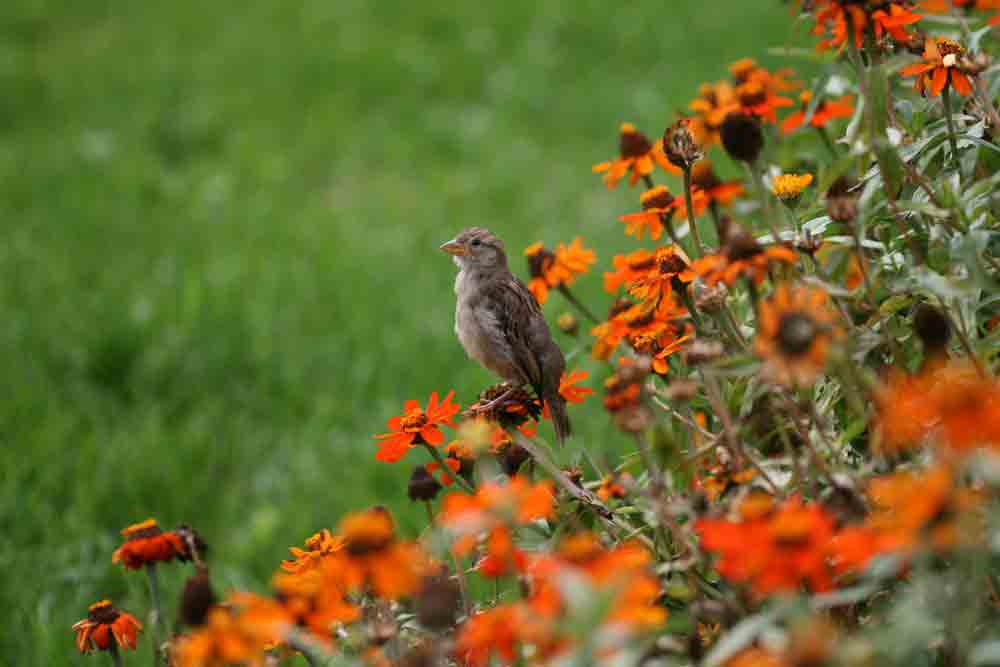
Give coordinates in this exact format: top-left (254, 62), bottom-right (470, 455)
top-left (557, 312), bottom-right (579, 336)
top-left (912, 303), bottom-right (951, 352)
top-left (407, 466), bottom-right (442, 502)
top-left (720, 112), bottom-right (764, 163)
top-left (414, 571), bottom-right (461, 631)
top-left (663, 118), bottom-right (703, 170)
top-left (177, 571), bottom-right (216, 628)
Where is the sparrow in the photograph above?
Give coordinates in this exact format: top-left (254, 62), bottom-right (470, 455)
top-left (440, 227), bottom-right (571, 443)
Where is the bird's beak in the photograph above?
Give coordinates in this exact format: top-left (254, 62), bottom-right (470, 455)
top-left (440, 239), bottom-right (467, 256)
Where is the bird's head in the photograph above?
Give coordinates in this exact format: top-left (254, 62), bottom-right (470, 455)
top-left (440, 227), bottom-right (507, 271)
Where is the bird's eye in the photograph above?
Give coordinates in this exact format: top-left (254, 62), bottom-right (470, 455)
top-left (471, 239), bottom-right (482, 247)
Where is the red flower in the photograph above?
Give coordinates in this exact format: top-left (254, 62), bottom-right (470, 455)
top-left (374, 391), bottom-right (460, 462)
top-left (73, 600), bottom-right (142, 654)
top-left (781, 91), bottom-right (855, 135)
top-left (112, 518), bottom-right (187, 570)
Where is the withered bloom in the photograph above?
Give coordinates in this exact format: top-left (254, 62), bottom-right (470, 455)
top-left (178, 571), bottom-right (217, 628)
top-left (825, 176), bottom-right (859, 223)
top-left (408, 465), bottom-right (443, 502)
top-left (663, 118), bottom-right (703, 170)
top-left (466, 383), bottom-right (542, 429)
top-left (912, 303), bottom-right (951, 353)
top-left (720, 112), bottom-right (764, 163)
top-left (414, 569), bottom-right (462, 630)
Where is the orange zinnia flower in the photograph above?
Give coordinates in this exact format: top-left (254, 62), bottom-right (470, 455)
top-left (900, 36), bottom-right (975, 97)
top-left (691, 160), bottom-right (745, 207)
top-left (755, 285), bottom-right (841, 388)
top-left (689, 81), bottom-right (740, 146)
top-left (558, 369), bottom-right (593, 404)
top-left (735, 79), bottom-right (795, 124)
top-left (172, 607), bottom-right (269, 667)
top-left (374, 390), bottom-right (460, 462)
top-left (627, 245), bottom-right (696, 307)
top-left (812, 1), bottom-right (921, 52)
top-left (524, 238), bottom-right (596, 305)
top-left (875, 361), bottom-right (1000, 455)
top-left (696, 494), bottom-right (838, 597)
top-left (338, 508), bottom-right (430, 598)
top-left (781, 91), bottom-right (855, 134)
top-left (280, 529), bottom-right (345, 574)
top-left (112, 518), bottom-right (187, 570)
top-left (73, 600), bottom-right (142, 654)
top-left (592, 123), bottom-right (679, 189)
top-left (691, 227), bottom-right (798, 286)
top-left (596, 473), bottom-right (631, 502)
top-left (604, 249), bottom-right (658, 294)
top-left (619, 185), bottom-right (708, 240)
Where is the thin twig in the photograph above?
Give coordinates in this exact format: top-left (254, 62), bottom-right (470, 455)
top-left (511, 431), bottom-right (613, 520)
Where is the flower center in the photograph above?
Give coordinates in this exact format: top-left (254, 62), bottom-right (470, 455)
top-left (737, 81), bottom-right (767, 107)
top-left (88, 601), bottom-right (120, 625)
top-left (527, 248), bottom-right (555, 279)
top-left (401, 410), bottom-right (429, 431)
top-left (657, 250), bottom-right (688, 275)
top-left (626, 252), bottom-right (657, 271)
top-left (724, 232), bottom-right (764, 262)
top-left (641, 186), bottom-right (674, 211)
top-left (777, 312), bottom-right (819, 357)
top-left (937, 39), bottom-right (965, 58)
top-left (619, 127), bottom-right (653, 158)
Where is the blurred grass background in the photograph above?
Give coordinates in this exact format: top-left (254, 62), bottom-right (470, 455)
top-left (1, 0), bottom-right (807, 663)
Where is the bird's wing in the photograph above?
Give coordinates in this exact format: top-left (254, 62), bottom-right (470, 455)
top-left (477, 273), bottom-right (545, 390)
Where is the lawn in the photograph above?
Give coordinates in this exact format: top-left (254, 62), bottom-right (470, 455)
top-left (1, 1), bottom-right (803, 662)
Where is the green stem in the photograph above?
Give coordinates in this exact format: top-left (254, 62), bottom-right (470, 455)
top-left (747, 161), bottom-right (783, 243)
top-left (423, 444), bottom-right (476, 494)
top-left (556, 285), bottom-right (599, 325)
top-left (682, 166), bottom-right (705, 258)
top-left (108, 641), bottom-right (124, 667)
top-left (942, 84), bottom-right (961, 172)
top-left (145, 564), bottom-right (163, 667)
top-left (815, 125), bottom-right (838, 159)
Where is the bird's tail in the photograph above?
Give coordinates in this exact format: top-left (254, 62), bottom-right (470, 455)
top-left (547, 390), bottom-right (572, 444)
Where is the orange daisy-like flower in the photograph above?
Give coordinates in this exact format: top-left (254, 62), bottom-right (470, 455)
top-left (604, 249), bottom-right (658, 294)
top-left (440, 476), bottom-right (555, 577)
top-left (629, 322), bottom-right (693, 375)
top-left (900, 36), bottom-right (975, 97)
top-left (112, 518), bottom-right (187, 570)
top-left (280, 529), bottom-right (345, 574)
top-left (689, 81), bottom-right (740, 147)
top-left (690, 160), bottom-right (745, 207)
top-left (592, 123), bottom-right (679, 189)
top-left (735, 79), bottom-right (795, 124)
top-left (874, 361), bottom-right (1000, 455)
top-left (374, 390), bottom-right (460, 462)
top-left (338, 508), bottom-right (431, 598)
top-left (73, 600), bottom-right (142, 654)
top-left (172, 606), bottom-right (270, 667)
top-left (596, 473), bottom-right (631, 502)
top-left (619, 185), bottom-right (708, 241)
top-left (691, 227), bottom-right (798, 287)
top-left (812, 1), bottom-right (922, 52)
top-left (627, 245), bottom-right (696, 308)
top-left (755, 285), bottom-right (841, 388)
top-left (524, 238), bottom-right (596, 305)
top-left (558, 369), bottom-right (593, 404)
top-left (696, 494), bottom-right (838, 597)
top-left (781, 91), bottom-right (855, 135)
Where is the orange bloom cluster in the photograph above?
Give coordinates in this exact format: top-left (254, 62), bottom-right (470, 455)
top-left (592, 296), bottom-right (691, 374)
top-left (174, 508), bottom-right (431, 666)
top-left (439, 476), bottom-right (555, 577)
top-left (524, 238), bottom-right (596, 305)
top-left (692, 227), bottom-right (798, 287)
top-left (810, 1), bottom-right (923, 52)
top-left (691, 160), bottom-right (745, 208)
top-left (689, 59), bottom-right (798, 141)
top-left (831, 465), bottom-right (982, 575)
top-left (781, 91), bottom-right (855, 135)
top-left (73, 600), bottom-right (142, 654)
top-left (921, 0), bottom-right (1000, 24)
top-left (456, 533), bottom-right (666, 666)
top-left (875, 361), bottom-right (1000, 455)
top-left (900, 37), bottom-right (975, 97)
top-left (592, 122), bottom-right (680, 189)
top-left (374, 390), bottom-right (460, 462)
top-left (112, 518), bottom-right (188, 570)
top-left (696, 493), bottom-right (838, 597)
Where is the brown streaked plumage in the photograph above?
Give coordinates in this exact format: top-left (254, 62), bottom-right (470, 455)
top-left (440, 227), bottom-right (571, 443)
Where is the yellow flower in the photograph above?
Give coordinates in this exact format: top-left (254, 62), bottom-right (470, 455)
top-left (772, 173), bottom-right (814, 202)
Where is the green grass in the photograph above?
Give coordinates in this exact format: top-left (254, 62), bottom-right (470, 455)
top-left (0, 1), bottom-right (806, 663)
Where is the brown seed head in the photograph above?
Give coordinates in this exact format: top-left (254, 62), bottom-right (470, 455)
top-left (178, 572), bottom-right (217, 628)
top-left (414, 571), bottom-right (462, 631)
top-left (912, 303), bottom-right (951, 352)
top-left (720, 112), bottom-right (764, 163)
top-left (663, 119), bottom-right (703, 170)
top-left (684, 340), bottom-right (726, 366)
top-left (407, 465), bottom-right (442, 502)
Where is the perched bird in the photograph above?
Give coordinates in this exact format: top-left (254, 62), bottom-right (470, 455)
top-left (440, 227), bottom-right (571, 443)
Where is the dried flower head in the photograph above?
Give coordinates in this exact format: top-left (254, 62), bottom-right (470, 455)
top-left (720, 112), bottom-right (764, 163)
top-left (663, 118), bottom-right (703, 170)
